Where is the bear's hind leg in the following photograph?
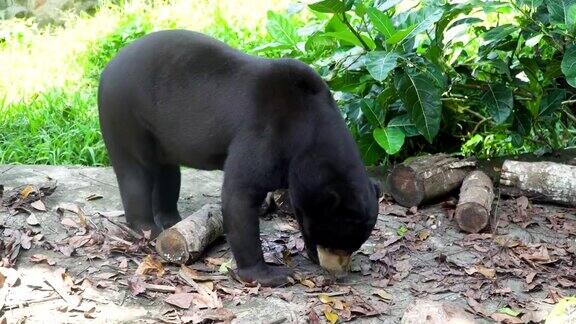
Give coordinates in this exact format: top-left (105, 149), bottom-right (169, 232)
top-left (113, 158), bottom-right (161, 236)
top-left (152, 164), bottom-right (182, 229)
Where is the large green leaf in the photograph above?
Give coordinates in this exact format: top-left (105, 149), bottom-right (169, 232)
top-left (375, 0), bottom-right (402, 11)
top-left (366, 8), bottom-right (395, 38)
top-left (324, 30), bottom-right (375, 48)
top-left (481, 84), bottom-right (513, 124)
top-left (377, 87), bottom-right (398, 109)
top-left (518, 0), bottom-right (544, 7)
top-left (266, 11), bottom-right (299, 46)
top-left (359, 134), bottom-right (383, 165)
top-left (328, 72), bottom-right (365, 92)
top-left (539, 89), bottom-right (566, 116)
top-left (394, 68), bottom-right (442, 142)
top-left (373, 127), bottom-right (405, 154)
top-left (482, 24), bottom-right (519, 44)
top-left (387, 114), bottom-right (419, 137)
top-left (386, 25), bottom-right (417, 45)
top-left (305, 33), bottom-right (337, 53)
top-left (309, 0), bottom-right (347, 13)
top-left (434, 4), bottom-right (474, 44)
top-left (547, 0), bottom-right (576, 29)
top-left (364, 51), bottom-right (400, 81)
top-left (407, 8), bottom-right (444, 38)
top-left (361, 99), bottom-right (383, 127)
top-left (561, 44), bottom-right (576, 88)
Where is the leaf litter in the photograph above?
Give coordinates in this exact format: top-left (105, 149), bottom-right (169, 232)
top-left (1, 181), bottom-right (575, 323)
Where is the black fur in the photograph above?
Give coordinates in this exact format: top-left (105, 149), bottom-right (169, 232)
top-left (98, 30), bottom-right (378, 286)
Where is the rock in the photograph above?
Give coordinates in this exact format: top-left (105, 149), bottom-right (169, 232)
top-left (401, 299), bottom-right (475, 324)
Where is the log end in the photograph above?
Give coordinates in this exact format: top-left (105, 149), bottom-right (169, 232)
top-left (155, 228), bottom-right (190, 264)
top-left (387, 165), bottom-right (424, 207)
top-left (455, 202), bottom-right (489, 233)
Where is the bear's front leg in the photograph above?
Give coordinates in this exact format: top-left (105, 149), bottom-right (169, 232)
top-left (222, 183), bottom-right (293, 287)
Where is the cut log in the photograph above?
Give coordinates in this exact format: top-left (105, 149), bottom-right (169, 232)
top-left (156, 204), bottom-right (224, 264)
top-left (387, 154), bottom-right (476, 207)
top-left (500, 161), bottom-right (576, 206)
top-left (455, 171), bottom-right (494, 233)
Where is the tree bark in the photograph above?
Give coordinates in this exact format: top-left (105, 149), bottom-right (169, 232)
top-left (500, 161), bottom-right (576, 206)
top-left (387, 154), bottom-right (476, 207)
top-left (156, 204), bottom-right (224, 264)
top-left (455, 171), bottom-right (494, 233)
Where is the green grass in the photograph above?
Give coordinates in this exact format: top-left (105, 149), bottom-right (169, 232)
top-left (0, 0), bottom-right (287, 165)
top-left (0, 90), bottom-right (105, 165)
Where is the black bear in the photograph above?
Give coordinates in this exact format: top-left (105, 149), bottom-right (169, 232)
top-left (98, 30), bottom-right (379, 286)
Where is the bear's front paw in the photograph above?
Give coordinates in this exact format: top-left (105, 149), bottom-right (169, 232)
top-left (236, 263), bottom-right (293, 287)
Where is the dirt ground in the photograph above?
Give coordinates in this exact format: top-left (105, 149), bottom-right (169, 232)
top-left (1, 165), bottom-right (575, 323)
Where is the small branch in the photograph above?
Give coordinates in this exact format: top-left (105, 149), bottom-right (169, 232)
top-left (462, 107), bottom-right (489, 121)
top-left (144, 283), bottom-right (177, 294)
top-left (562, 99), bottom-right (576, 106)
top-left (472, 117), bottom-right (491, 134)
top-left (339, 13), bottom-right (371, 51)
top-left (2, 295), bottom-right (61, 310)
top-left (305, 291), bottom-right (350, 297)
top-left (452, 83), bottom-right (534, 99)
top-left (99, 213), bottom-right (143, 240)
top-left (563, 108), bottom-right (576, 124)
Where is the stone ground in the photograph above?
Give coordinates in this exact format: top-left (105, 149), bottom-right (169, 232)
top-left (0, 165), bottom-right (575, 324)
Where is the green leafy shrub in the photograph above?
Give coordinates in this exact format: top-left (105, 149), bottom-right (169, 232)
top-left (261, 0), bottom-right (576, 164)
top-left (0, 90), bottom-right (107, 165)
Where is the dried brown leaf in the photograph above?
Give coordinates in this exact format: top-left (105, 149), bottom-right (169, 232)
top-left (30, 200), bottom-right (46, 212)
top-left (519, 246), bottom-right (551, 263)
top-left (84, 306), bottom-right (96, 319)
top-left (136, 255), bottom-right (165, 277)
top-left (301, 278), bottom-right (315, 288)
top-left (417, 230), bottom-right (431, 241)
top-left (526, 271), bottom-right (537, 283)
top-left (491, 313), bottom-right (523, 323)
top-left (466, 295), bottom-right (490, 317)
top-left (26, 213), bottom-right (40, 226)
top-left (128, 275), bottom-right (146, 296)
top-left (165, 293), bottom-right (194, 309)
top-left (323, 307), bottom-right (338, 324)
top-left (19, 185), bottom-right (35, 199)
top-left (57, 203), bottom-right (81, 215)
top-left (373, 289), bottom-right (393, 301)
top-left (68, 235), bottom-right (91, 249)
top-left (29, 254), bottom-right (55, 266)
top-left (61, 218), bottom-right (78, 228)
top-left (319, 294), bottom-right (333, 304)
top-left (465, 265), bottom-right (496, 279)
top-left (557, 277), bottom-right (575, 288)
top-left (20, 232), bottom-right (32, 250)
top-left (308, 309), bottom-right (321, 324)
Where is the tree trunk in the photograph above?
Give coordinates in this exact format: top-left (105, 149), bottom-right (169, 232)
top-left (387, 154), bottom-right (476, 207)
top-left (500, 161), bottom-right (576, 206)
top-left (156, 204), bottom-right (224, 264)
top-left (455, 171), bottom-right (494, 233)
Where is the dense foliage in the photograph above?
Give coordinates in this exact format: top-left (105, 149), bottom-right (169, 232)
top-left (261, 0), bottom-right (576, 165)
top-left (0, 0), bottom-right (574, 166)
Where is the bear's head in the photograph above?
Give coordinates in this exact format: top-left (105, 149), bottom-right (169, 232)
top-left (289, 160), bottom-right (380, 276)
